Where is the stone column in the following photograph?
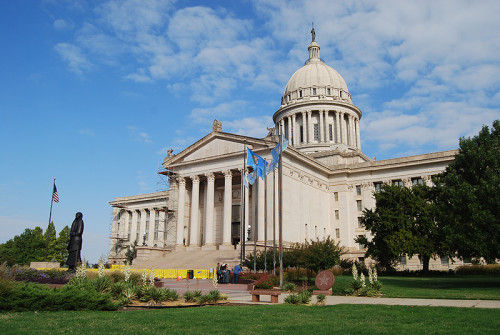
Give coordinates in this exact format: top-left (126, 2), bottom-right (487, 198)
top-left (307, 110), bottom-right (313, 143)
top-left (257, 176), bottom-right (265, 242)
top-left (341, 112), bottom-right (347, 144)
top-left (292, 114), bottom-right (297, 146)
top-left (319, 109), bottom-right (324, 143)
top-left (356, 118), bottom-right (361, 149)
top-left (176, 177), bottom-right (186, 247)
top-left (130, 210), bottom-right (138, 244)
top-left (222, 170), bottom-right (233, 248)
top-left (189, 175), bottom-right (200, 246)
top-left (287, 116), bottom-right (292, 140)
top-left (203, 172), bottom-right (216, 249)
top-left (335, 111), bottom-right (340, 143)
top-left (301, 112), bottom-right (307, 144)
top-left (351, 116), bottom-right (356, 147)
top-left (138, 209), bottom-right (147, 246)
top-left (148, 208), bottom-right (155, 246)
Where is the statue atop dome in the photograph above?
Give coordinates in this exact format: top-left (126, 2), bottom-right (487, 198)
top-left (311, 27), bottom-right (316, 42)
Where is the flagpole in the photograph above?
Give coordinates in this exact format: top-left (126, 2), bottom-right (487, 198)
top-left (240, 141), bottom-right (246, 265)
top-left (45, 178), bottom-right (55, 261)
top-left (264, 158), bottom-right (267, 273)
top-left (278, 126), bottom-right (284, 287)
top-left (253, 177), bottom-right (257, 273)
top-left (273, 166), bottom-right (276, 275)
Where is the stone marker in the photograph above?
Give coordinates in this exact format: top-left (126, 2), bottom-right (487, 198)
top-left (313, 270), bottom-right (335, 295)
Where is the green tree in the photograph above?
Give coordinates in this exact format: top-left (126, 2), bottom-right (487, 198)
top-left (357, 184), bottom-right (443, 272)
top-left (44, 221), bottom-right (57, 261)
top-left (302, 237), bottom-right (344, 273)
top-left (436, 120), bottom-right (500, 263)
top-left (9, 227), bottom-right (46, 265)
top-left (54, 225), bottom-right (70, 264)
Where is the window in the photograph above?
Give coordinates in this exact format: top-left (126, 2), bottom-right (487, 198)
top-left (154, 211), bottom-right (160, 240)
top-left (356, 185), bottom-right (361, 195)
top-left (329, 124), bottom-right (333, 141)
top-left (116, 222), bottom-right (120, 236)
top-left (412, 177), bottom-right (423, 186)
top-left (145, 211), bottom-right (150, 242)
top-left (393, 180), bottom-right (404, 187)
top-left (300, 126), bottom-right (304, 143)
top-left (334, 192), bottom-right (338, 202)
top-left (327, 88), bottom-right (331, 95)
top-left (284, 123), bottom-right (289, 139)
top-left (299, 90), bottom-right (302, 98)
top-left (314, 124), bottom-right (319, 141)
top-left (356, 200), bottom-right (362, 211)
top-left (441, 256), bottom-right (449, 265)
top-left (335, 210), bottom-right (339, 220)
top-left (335, 228), bottom-right (340, 239)
top-left (305, 224), bottom-right (308, 240)
top-left (357, 217), bottom-right (362, 227)
top-left (400, 256), bottom-right (407, 265)
top-left (374, 182), bottom-right (382, 193)
top-left (312, 88), bottom-right (317, 95)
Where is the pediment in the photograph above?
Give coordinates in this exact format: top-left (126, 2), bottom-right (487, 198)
top-left (163, 132), bottom-right (274, 168)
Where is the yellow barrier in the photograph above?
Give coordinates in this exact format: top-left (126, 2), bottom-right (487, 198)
top-left (36, 267), bottom-right (214, 279)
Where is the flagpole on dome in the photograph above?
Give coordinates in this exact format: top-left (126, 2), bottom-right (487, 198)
top-left (45, 178), bottom-right (58, 261)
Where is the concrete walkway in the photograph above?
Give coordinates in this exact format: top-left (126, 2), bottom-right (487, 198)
top-left (159, 279), bottom-right (500, 308)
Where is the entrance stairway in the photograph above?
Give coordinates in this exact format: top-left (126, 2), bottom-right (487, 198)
top-left (131, 247), bottom-right (242, 270)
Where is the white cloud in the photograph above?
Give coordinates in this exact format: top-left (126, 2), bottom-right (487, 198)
top-left (127, 126), bottom-right (153, 143)
top-left (53, 18), bottom-right (74, 30)
top-left (79, 128), bottom-right (95, 136)
top-left (224, 116), bottom-right (274, 138)
top-left (54, 43), bottom-right (91, 74)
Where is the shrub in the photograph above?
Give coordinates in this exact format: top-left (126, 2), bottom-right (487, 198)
top-left (110, 281), bottom-right (126, 299)
top-left (298, 290), bottom-right (312, 304)
top-left (284, 294), bottom-right (301, 304)
top-left (183, 291), bottom-right (196, 303)
top-left (92, 276), bottom-right (111, 293)
top-left (316, 293), bottom-right (326, 305)
top-left (455, 264), bottom-right (500, 275)
top-left (163, 288), bottom-right (179, 301)
top-left (254, 275), bottom-right (279, 289)
top-left (282, 282), bottom-right (297, 293)
top-left (0, 281), bottom-right (118, 311)
top-left (109, 271), bottom-right (125, 283)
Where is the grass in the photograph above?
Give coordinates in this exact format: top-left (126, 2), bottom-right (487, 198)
top-left (331, 275), bottom-right (500, 300)
top-left (1, 305), bottom-right (499, 334)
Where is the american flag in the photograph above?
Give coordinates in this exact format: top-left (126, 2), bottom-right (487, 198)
top-left (52, 183), bottom-right (59, 203)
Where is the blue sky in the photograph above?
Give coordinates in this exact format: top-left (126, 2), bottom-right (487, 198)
top-left (1, 0), bottom-right (499, 264)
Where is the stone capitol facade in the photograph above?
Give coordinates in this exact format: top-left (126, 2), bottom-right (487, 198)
top-left (108, 34), bottom-right (458, 270)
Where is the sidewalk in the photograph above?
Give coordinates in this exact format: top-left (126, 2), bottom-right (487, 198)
top-left (158, 279), bottom-right (500, 308)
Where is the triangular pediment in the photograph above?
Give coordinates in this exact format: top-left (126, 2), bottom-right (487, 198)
top-left (163, 131), bottom-right (274, 168)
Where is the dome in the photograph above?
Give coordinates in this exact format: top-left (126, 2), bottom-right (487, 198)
top-left (281, 40), bottom-right (351, 106)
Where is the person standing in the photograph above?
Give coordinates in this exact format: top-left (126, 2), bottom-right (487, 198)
top-left (66, 212), bottom-right (84, 272)
top-left (232, 263), bottom-right (242, 284)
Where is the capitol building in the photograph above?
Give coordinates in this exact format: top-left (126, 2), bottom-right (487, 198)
top-left (108, 34), bottom-right (457, 270)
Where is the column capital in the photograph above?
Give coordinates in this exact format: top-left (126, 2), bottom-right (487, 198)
top-left (223, 170), bottom-right (232, 178)
top-left (191, 175), bottom-right (200, 183)
top-left (177, 176), bottom-right (186, 185)
top-left (205, 172), bottom-right (215, 181)
top-left (307, 110), bottom-right (312, 116)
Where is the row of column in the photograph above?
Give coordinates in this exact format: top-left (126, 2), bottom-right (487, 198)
top-left (114, 208), bottom-right (162, 247)
top-left (279, 110), bottom-right (360, 149)
top-left (176, 170), bottom-right (252, 247)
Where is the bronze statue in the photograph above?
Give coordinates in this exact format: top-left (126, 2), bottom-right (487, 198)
top-left (66, 212), bottom-right (84, 272)
top-left (311, 27), bottom-right (316, 42)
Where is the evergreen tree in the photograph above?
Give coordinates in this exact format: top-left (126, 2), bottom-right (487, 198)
top-left (436, 120), bottom-right (500, 263)
top-left (55, 225), bottom-right (70, 264)
top-left (44, 221), bottom-right (57, 261)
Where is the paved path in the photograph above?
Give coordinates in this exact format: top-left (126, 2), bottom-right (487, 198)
top-left (158, 279), bottom-right (500, 308)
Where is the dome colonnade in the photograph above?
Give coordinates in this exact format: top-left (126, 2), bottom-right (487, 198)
top-left (273, 36), bottom-right (362, 153)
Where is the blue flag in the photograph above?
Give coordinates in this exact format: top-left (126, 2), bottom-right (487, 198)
top-left (266, 134), bottom-right (289, 175)
top-left (247, 147), bottom-right (267, 179)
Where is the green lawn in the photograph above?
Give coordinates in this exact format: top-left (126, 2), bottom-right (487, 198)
top-left (332, 275), bottom-right (500, 300)
top-left (1, 305), bottom-right (499, 335)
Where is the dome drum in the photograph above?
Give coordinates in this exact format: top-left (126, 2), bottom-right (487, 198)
top-left (281, 86), bottom-right (351, 107)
